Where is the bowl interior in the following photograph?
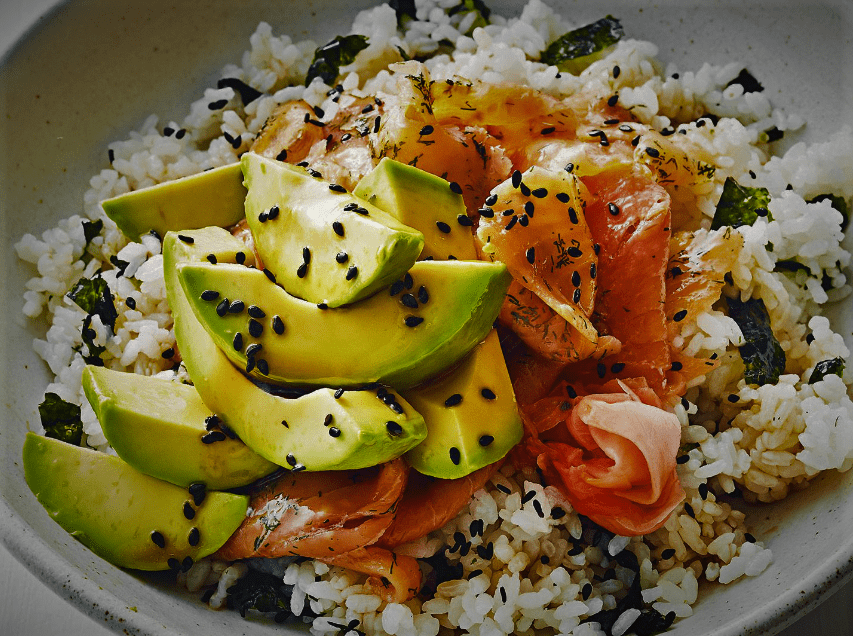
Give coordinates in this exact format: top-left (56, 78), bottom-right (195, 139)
top-left (1, 1), bottom-right (852, 635)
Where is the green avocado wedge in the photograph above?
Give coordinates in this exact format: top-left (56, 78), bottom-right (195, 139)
top-left (177, 259), bottom-right (512, 389)
top-left (82, 365), bottom-right (277, 489)
top-left (242, 153), bottom-right (424, 307)
top-left (23, 433), bottom-right (248, 571)
top-left (402, 329), bottom-right (522, 479)
top-left (101, 163), bottom-right (246, 241)
top-left (353, 158), bottom-right (478, 261)
top-left (164, 227), bottom-right (426, 471)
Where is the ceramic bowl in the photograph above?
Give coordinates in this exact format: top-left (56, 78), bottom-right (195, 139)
top-left (1, 1), bottom-right (852, 635)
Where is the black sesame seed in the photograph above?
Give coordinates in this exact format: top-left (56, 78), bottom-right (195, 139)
top-left (506, 215), bottom-right (518, 230)
top-left (631, 135), bottom-right (641, 147)
top-left (403, 273), bottom-right (414, 289)
top-left (556, 192), bottom-right (570, 203)
top-left (479, 435), bottom-right (494, 447)
top-left (611, 362), bottom-right (626, 373)
top-left (161, 347), bottom-right (175, 359)
top-left (267, 205), bottom-right (280, 220)
top-left (276, 149), bottom-right (288, 161)
top-left (449, 447), bottom-right (461, 465)
top-left (245, 343), bottom-right (262, 358)
top-left (645, 146), bottom-right (660, 158)
top-left (502, 208), bottom-right (515, 217)
top-left (519, 182), bottom-right (531, 197)
top-left (150, 531), bottom-right (166, 549)
top-left (745, 533), bottom-right (757, 543)
top-left (167, 558), bottom-right (181, 571)
top-left (481, 388), bottom-right (496, 400)
top-left (400, 293), bottom-right (418, 308)
top-left (524, 200), bottom-right (535, 215)
top-left (698, 483), bottom-right (709, 500)
top-left (511, 170), bottom-right (522, 188)
top-left (228, 300), bottom-right (245, 314)
top-left (581, 583), bottom-right (592, 600)
top-left (590, 263), bottom-right (597, 279)
top-left (571, 270), bottom-right (581, 287)
top-left (479, 206), bottom-right (494, 218)
top-left (444, 394), bottom-right (463, 407)
top-left (206, 254), bottom-right (218, 264)
top-left (258, 211), bottom-right (269, 223)
top-left (263, 269), bottom-right (276, 283)
top-left (613, 65), bottom-right (621, 78)
top-left (728, 394), bottom-right (740, 403)
top-left (125, 296), bottom-right (137, 309)
top-left (419, 125), bottom-right (434, 136)
top-left (572, 288), bottom-right (581, 304)
top-left (607, 94), bottom-right (619, 107)
top-left (346, 265), bottom-right (358, 281)
top-left (219, 422), bottom-right (237, 440)
top-left (670, 361), bottom-right (683, 371)
top-left (533, 499), bottom-right (544, 517)
top-left (519, 214), bottom-right (529, 227)
top-left (540, 126), bottom-right (556, 135)
top-left (329, 427), bottom-right (341, 437)
top-left (564, 162), bottom-right (574, 173)
top-left (285, 453), bottom-right (298, 467)
top-left (673, 309), bottom-right (688, 322)
top-left (593, 243), bottom-right (601, 255)
top-left (317, 302), bottom-right (328, 310)
top-left (677, 454), bottom-right (690, 464)
top-left (202, 431), bottom-right (226, 444)
top-left (236, 251), bottom-right (246, 265)
top-left (568, 544), bottom-right (584, 556)
top-left (247, 305), bottom-right (265, 319)
top-left (291, 464), bottom-right (306, 473)
top-left (386, 420), bottom-right (404, 436)
top-left (390, 280), bottom-right (405, 296)
top-left (344, 202), bottom-right (358, 211)
top-left (618, 124), bottom-right (633, 133)
top-left (322, 413), bottom-right (334, 427)
top-left (457, 214), bottom-right (473, 227)
top-left (485, 194), bottom-right (498, 207)
top-left (551, 506), bottom-right (566, 519)
top-left (336, 251), bottom-right (349, 264)
top-left (540, 555), bottom-right (550, 565)
top-left (302, 246), bottom-right (311, 264)
top-left (187, 527), bottom-right (200, 547)
top-left (208, 99), bottom-right (228, 110)
top-left (332, 221), bottom-right (345, 236)
top-left (181, 556), bottom-right (194, 572)
top-left (608, 202), bottom-right (620, 216)
top-left (436, 221), bottom-right (451, 234)
top-left (269, 315), bottom-right (284, 335)
top-left (417, 286), bottom-right (429, 304)
top-left (566, 385), bottom-right (578, 399)
top-left (216, 298), bottom-right (230, 317)
top-left (188, 482), bottom-right (206, 505)
top-left (296, 262), bottom-right (308, 279)
top-left (248, 319), bottom-right (263, 338)
top-left (183, 501), bottom-right (195, 520)
top-left (568, 207), bottom-right (579, 224)
top-left (178, 234), bottom-right (195, 244)
top-left (597, 362), bottom-right (607, 378)
top-left (684, 503), bottom-right (695, 518)
top-left (329, 183), bottom-right (347, 193)
top-left (496, 484), bottom-right (511, 494)
top-left (404, 315), bottom-right (424, 328)
top-left (755, 207), bottom-right (769, 217)
top-left (449, 181), bottom-right (463, 195)
top-left (661, 548), bottom-right (676, 560)
top-left (205, 413), bottom-right (220, 432)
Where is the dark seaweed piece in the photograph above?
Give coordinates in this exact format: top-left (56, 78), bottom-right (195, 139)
top-left (726, 296), bottom-right (786, 386)
top-left (710, 177), bottom-right (773, 230)
top-left (109, 254), bottom-right (131, 277)
top-left (447, 0), bottom-right (492, 34)
top-left (82, 219), bottom-right (103, 247)
top-left (809, 193), bottom-right (849, 231)
top-left (388, 0), bottom-right (417, 23)
top-left (541, 16), bottom-right (624, 74)
top-left (421, 551), bottom-right (465, 597)
top-left (305, 35), bottom-right (370, 87)
top-left (774, 260), bottom-right (810, 275)
top-left (226, 569), bottom-right (311, 620)
top-left (38, 393), bottom-right (83, 446)
top-left (217, 78), bottom-right (263, 105)
top-left (809, 357), bottom-right (845, 384)
top-left (725, 69), bottom-right (764, 93)
top-left (67, 276), bottom-right (119, 365)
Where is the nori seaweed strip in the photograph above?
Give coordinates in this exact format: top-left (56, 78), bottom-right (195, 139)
top-left (809, 358), bottom-right (845, 384)
top-left (305, 35), bottom-right (370, 87)
top-left (541, 16), bottom-right (624, 73)
top-left (38, 393), bottom-right (83, 446)
top-left (710, 177), bottom-right (772, 230)
top-left (808, 193), bottom-right (849, 231)
top-left (726, 296), bottom-right (786, 386)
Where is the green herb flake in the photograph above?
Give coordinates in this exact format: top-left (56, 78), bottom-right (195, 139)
top-left (38, 393), bottom-right (83, 446)
top-left (710, 177), bottom-right (773, 230)
top-left (541, 16), bottom-right (624, 74)
top-left (808, 193), bottom-right (849, 231)
top-left (226, 568), bottom-right (312, 620)
top-left (809, 357), bottom-right (845, 384)
top-left (447, 0), bottom-right (492, 35)
top-left (305, 35), bottom-right (370, 87)
top-left (726, 296), bottom-right (786, 386)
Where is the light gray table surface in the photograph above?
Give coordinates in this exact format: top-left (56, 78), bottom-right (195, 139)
top-left (2, 1), bottom-right (852, 635)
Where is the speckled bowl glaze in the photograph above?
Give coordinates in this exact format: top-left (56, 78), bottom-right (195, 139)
top-left (2, 0), bottom-right (852, 635)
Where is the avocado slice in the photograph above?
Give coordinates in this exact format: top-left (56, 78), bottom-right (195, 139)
top-left (353, 158), bottom-right (478, 261)
top-left (164, 227), bottom-right (427, 471)
top-left (82, 365), bottom-right (277, 489)
top-left (101, 163), bottom-right (246, 241)
top-left (402, 329), bottom-right (522, 478)
top-left (242, 153), bottom-right (424, 307)
top-left (177, 259), bottom-right (512, 389)
top-left (23, 432), bottom-right (247, 571)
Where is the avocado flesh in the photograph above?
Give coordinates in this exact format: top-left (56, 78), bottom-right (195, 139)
top-left (101, 163), bottom-right (246, 241)
top-left (82, 365), bottom-right (277, 489)
top-left (164, 227), bottom-right (427, 471)
top-left (178, 259), bottom-right (512, 389)
top-left (242, 153), bottom-right (424, 307)
top-left (353, 158), bottom-right (477, 261)
top-left (402, 329), bottom-right (522, 478)
top-left (23, 432), bottom-right (248, 571)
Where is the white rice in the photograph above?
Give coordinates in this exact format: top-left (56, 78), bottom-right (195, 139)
top-left (15, 0), bottom-right (852, 634)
